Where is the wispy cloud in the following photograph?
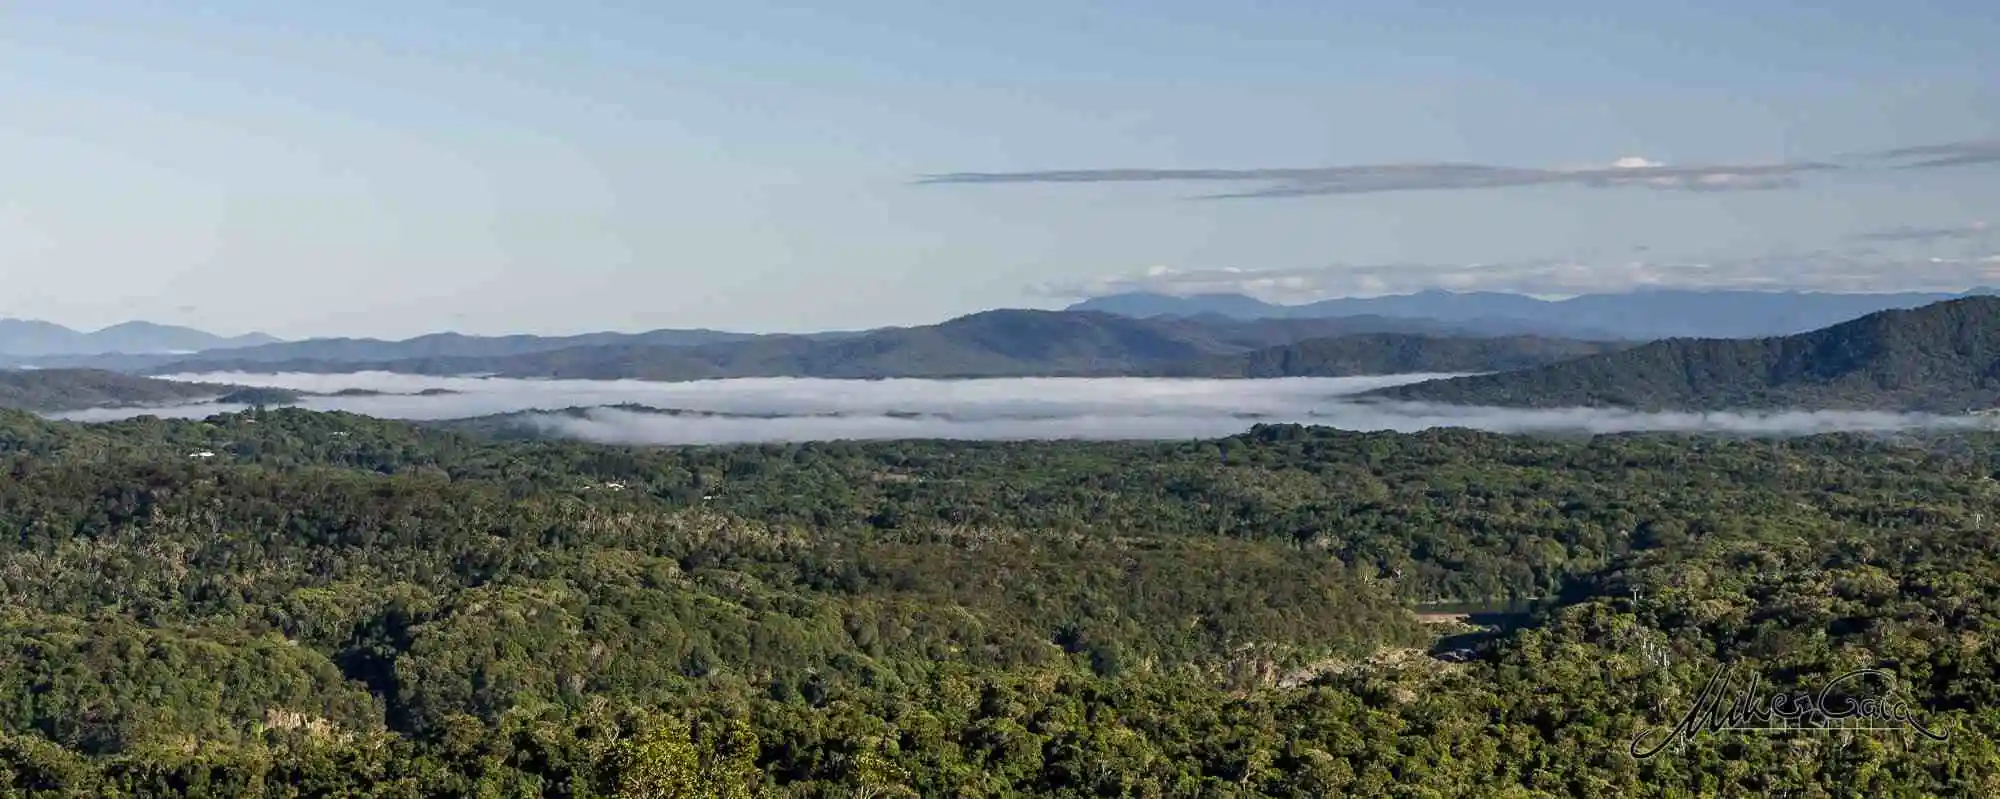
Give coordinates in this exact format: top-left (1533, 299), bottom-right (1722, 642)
top-left (1035, 251), bottom-right (2000, 301)
top-left (1852, 222), bottom-right (1992, 243)
top-left (926, 135), bottom-right (2000, 199)
top-left (47, 372), bottom-right (2000, 441)
top-left (919, 156), bottom-right (1834, 199)
top-left (1865, 139), bottom-right (2000, 169)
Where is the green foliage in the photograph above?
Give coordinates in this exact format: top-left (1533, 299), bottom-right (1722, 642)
top-left (4, 408), bottom-right (2000, 793)
top-left (213, 388), bottom-right (302, 407)
top-left (616, 717), bottom-right (762, 798)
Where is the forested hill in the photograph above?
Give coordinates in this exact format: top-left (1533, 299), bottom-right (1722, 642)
top-left (1145, 333), bottom-right (1628, 377)
top-left (148, 310), bottom-right (1620, 381)
top-left (5, 407), bottom-right (2000, 794)
top-left (0, 368), bottom-right (229, 411)
top-left (1368, 296), bottom-right (2000, 411)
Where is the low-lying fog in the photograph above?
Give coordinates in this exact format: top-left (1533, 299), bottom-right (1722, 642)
top-left (43, 371), bottom-right (2000, 444)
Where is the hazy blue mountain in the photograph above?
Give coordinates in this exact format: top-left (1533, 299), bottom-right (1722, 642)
top-left (0, 320), bottom-right (81, 357)
top-left (1068, 287), bottom-right (2000, 340)
top-left (1069, 292), bottom-right (1287, 320)
top-left (0, 319), bottom-right (278, 357)
top-left (147, 309), bottom-right (1618, 381)
top-left (24, 296), bottom-right (1631, 372)
top-left (188, 329), bottom-right (762, 364)
top-left (1297, 290), bottom-right (1555, 321)
top-left (1067, 292), bottom-right (1621, 339)
top-left (1368, 296), bottom-right (2000, 412)
top-left (108, 327), bottom-right (877, 371)
top-left (86, 322), bottom-right (279, 354)
top-left (150, 310), bottom-right (1247, 379)
top-left (46, 308), bottom-right (1609, 374)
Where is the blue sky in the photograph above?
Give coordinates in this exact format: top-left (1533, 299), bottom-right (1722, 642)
top-left (2, 1), bottom-right (1996, 338)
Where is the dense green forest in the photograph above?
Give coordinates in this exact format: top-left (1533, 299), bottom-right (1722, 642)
top-left (1371, 296), bottom-right (2000, 411)
top-left (212, 387), bottom-right (306, 407)
top-left (4, 408), bottom-right (2000, 795)
top-left (0, 370), bottom-right (229, 412)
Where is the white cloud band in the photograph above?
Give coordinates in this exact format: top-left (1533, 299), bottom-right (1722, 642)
top-left (42, 373), bottom-right (1999, 443)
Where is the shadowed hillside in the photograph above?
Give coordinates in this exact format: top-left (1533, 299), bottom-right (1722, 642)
top-left (1145, 333), bottom-right (1627, 378)
top-left (0, 369), bottom-right (230, 411)
top-left (1368, 297), bottom-right (2000, 411)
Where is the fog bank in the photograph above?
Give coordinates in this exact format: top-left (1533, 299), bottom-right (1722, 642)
top-left (40, 372), bottom-right (1999, 443)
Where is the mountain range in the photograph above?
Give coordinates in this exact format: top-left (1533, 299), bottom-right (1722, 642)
top-left (20, 287), bottom-right (1996, 370)
top-left (1069, 287), bottom-right (2000, 340)
top-left (142, 310), bottom-right (1608, 381)
top-left (1, 312), bottom-right (1626, 412)
top-left (83, 310), bottom-right (1598, 375)
top-left (159, 328), bottom-right (790, 364)
top-left (0, 319), bottom-right (278, 358)
top-left (16, 290), bottom-right (2000, 415)
top-left (1366, 296), bottom-right (2000, 412)
top-left (12, 297), bottom-right (2000, 415)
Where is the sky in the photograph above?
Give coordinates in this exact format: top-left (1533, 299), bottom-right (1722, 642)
top-left (3, 1), bottom-right (1997, 339)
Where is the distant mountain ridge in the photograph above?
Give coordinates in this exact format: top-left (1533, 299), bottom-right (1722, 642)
top-left (184, 328), bottom-right (790, 364)
top-left (0, 319), bottom-right (278, 358)
top-left (1069, 287), bottom-right (2000, 340)
top-left (144, 309), bottom-right (1619, 381)
top-left (1367, 296), bottom-right (2000, 412)
top-left (54, 311), bottom-right (1612, 375)
top-left (1146, 334), bottom-right (1631, 378)
top-left (11, 326), bottom-right (878, 372)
